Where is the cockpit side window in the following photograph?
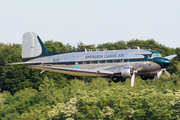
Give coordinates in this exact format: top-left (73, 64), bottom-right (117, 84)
top-left (148, 54), bottom-right (153, 59)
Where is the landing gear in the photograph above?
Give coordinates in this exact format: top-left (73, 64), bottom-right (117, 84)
top-left (112, 77), bottom-right (120, 83)
top-left (121, 78), bottom-right (126, 82)
top-left (149, 76), bottom-right (154, 79)
top-left (140, 75), bottom-right (154, 80)
top-left (112, 76), bottom-right (126, 83)
top-left (140, 75), bottom-right (148, 80)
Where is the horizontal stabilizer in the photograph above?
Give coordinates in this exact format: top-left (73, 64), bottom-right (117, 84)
top-left (165, 54), bottom-right (177, 60)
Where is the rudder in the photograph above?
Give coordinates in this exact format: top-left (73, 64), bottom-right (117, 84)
top-left (22, 32), bottom-right (48, 60)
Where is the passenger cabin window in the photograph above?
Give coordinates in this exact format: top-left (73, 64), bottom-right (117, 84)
top-left (114, 60), bottom-right (120, 63)
top-left (99, 60), bottom-right (105, 63)
top-left (84, 61), bottom-right (90, 64)
top-left (91, 61), bottom-right (98, 64)
top-left (78, 61), bottom-right (83, 64)
top-left (106, 60), bottom-right (113, 63)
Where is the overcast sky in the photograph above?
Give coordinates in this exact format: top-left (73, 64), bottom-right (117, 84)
top-left (0, 0), bottom-right (180, 48)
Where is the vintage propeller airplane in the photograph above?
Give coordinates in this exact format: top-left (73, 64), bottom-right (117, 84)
top-left (7, 32), bottom-right (176, 88)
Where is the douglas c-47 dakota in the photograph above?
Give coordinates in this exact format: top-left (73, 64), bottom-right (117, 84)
top-left (8, 32), bottom-right (177, 88)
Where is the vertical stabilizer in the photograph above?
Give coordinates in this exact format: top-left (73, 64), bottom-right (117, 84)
top-left (22, 32), bottom-right (48, 59)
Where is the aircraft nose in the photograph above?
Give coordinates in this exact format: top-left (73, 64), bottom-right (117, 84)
top-left (162, 58), bottom-right (171, 68)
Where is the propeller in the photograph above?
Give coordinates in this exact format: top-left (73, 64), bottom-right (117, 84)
top-left (155, 69), bottom-right (171, 80)
top-left (164, 69), bottom-right (171, 77)
top-left (39, 70), bottom-right (45, 76)
top-left (131, 70), bottom-right (137, 88)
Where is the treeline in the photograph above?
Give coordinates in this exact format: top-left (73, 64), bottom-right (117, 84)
top-left (0, 39), bottom-right (180, 119)
top-left (1, 75), bottom-right (180, 119)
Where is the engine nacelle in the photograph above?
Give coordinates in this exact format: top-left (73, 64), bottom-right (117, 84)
top-left (121, 67), bottom-right (133, 78)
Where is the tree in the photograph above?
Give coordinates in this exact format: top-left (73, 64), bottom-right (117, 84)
top-left (97, 41), bottom-right (127, 50)
top-left (44, 40), bottom-right (72, 53)
top-left (76, 41), bottom-right (96, 52)
top-left (175, 47), bottom-right (180, 61)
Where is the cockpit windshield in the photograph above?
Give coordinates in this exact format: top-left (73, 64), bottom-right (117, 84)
top-left (147, 50), bottom-right (161, 59)
top-left (152, 53), bottom-right (161, 58)
top-left (149, 53), bottom-right (161, 58)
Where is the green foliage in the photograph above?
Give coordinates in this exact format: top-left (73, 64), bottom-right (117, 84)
top-left (0, 74), bottom-right (180, 119)
top-left (44, 40), bottom-right (72, 53)
top-left (97, 41), bottom-right (127, 50)
top-left (38, 76), bottom-right (64, 105)
top-left (175, 47), bottom-right (180, 61)
top-left (177, 62), bottom-right (180, 73)
top-left (0, 65), bottom-right (44, 94)
top-left (0, 88), bottom-right (36, 119)
top-left (75, 41), bottom-right (96, 52)
top-left (0, 43), bottom-right (70, 94)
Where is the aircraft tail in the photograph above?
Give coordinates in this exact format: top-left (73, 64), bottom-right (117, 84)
top-left (22, 32), bottom-right (49, 61)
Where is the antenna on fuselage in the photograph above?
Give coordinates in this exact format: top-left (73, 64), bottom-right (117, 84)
top-left (134, 46), bottom-right (140, 50)
top-left (85, 48), bottom-right (107, 52)
top-left (126, 46), bottom-right (131, 49)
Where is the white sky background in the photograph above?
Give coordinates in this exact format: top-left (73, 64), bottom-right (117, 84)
top-left (0, 0), bottom-right (180, 48)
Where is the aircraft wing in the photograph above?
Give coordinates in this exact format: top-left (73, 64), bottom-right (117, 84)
top-left (6, 62), bottom-right (43, 65)
top-left (28, 65), bottom-right (114, 77)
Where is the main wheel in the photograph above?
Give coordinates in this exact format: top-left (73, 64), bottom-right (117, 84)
top-left (112, 77), bottom-right (120, 83)
top-left (121, 78), bottom-right (126, 82)
top-left (140, 75), bottom-right (148, 80)
top-left (149, 76), bottom-right (154, 79)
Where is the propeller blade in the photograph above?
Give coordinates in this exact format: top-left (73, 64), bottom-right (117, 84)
top-left (155, 69), bottom-right (171, 80)
top-left (155, 69), bottom-right (163, 80)
top-left (163, 69), bottom-right (171, 77)
top-left (131, 72), bottom-right (135, 88)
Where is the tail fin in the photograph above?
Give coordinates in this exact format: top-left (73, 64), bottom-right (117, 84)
top-left (22, 32), bottom-right (49, 61)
